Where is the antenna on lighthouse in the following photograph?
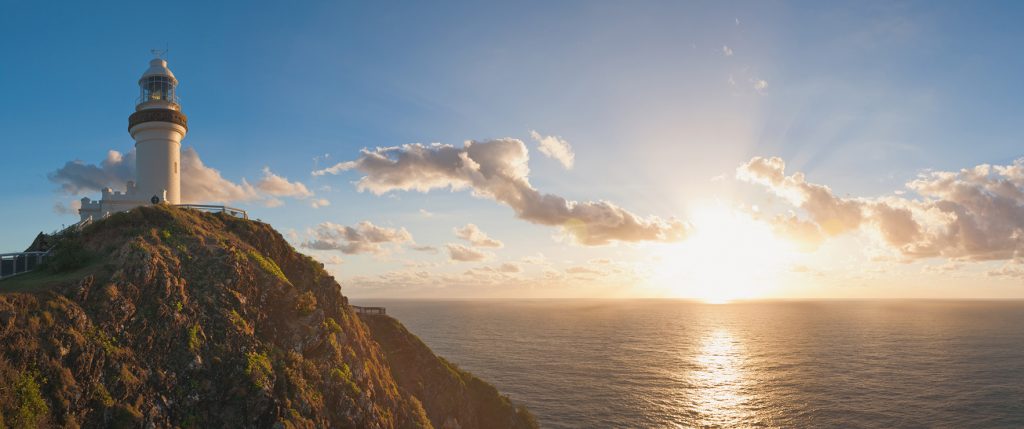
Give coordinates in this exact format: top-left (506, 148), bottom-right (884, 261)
top-left (150, 46), bottom-right (168, 59)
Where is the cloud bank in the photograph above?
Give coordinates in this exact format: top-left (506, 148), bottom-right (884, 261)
top-left (738, 156), bottom-right (1024, 261)
top-left (313, 139), bottom-right (688, 245)
top-left (303, 221), bottom-right (413, 255)
top-left (49, 147), bottom-right (319, 208)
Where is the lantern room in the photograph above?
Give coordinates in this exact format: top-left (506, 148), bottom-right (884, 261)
top-left (137, 58), bottom-right (179, 110)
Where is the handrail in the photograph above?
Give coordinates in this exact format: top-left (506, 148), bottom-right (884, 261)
top-left (0, 252), bottom-right (49, 258)
top-left (173, 204), bottom-right (248, 220)
top-left (352, 305), bottom-right (387, 315)
top-left (0, 252), bottom-right (49, 280)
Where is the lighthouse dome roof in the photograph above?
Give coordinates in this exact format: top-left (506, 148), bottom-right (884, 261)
top-left (140, 58), bottom-right (177, 83)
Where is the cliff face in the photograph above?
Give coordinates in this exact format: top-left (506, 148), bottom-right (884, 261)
top-left (362, 316), bottom-right (537, 429)
top-left (0, 205), bottom-right (536, 429)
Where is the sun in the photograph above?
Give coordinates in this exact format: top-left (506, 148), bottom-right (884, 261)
top-left (653, 202), bottom-right (796, 303)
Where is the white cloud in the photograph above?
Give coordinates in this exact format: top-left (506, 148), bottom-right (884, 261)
top-left (419, 208), bottom-right (434, 217)
top-left (50, 147), bottom-right (321, 207)
top-left (454, 223), bottom-right (504, 248)
top-left (314, 139), bottom-right (688, 245)
top-left (445, 243), bottom-right (493, 262)
top-left (738, 156), bottom-right (1024, 262)
top-left (529, 130), bottom-right (575, 169)
top-left (303, 221), bottom-right (413, 255)
top-left (256, 167), bottom-right (313, 199)
top-left (310, 198), bottom-right (331, 208)
top-left (722, 45), bottom-right (734, 56)
top-left (49, 150), bottom-right (135, 195)
top-left (178, 148), bottom-right (262, 204)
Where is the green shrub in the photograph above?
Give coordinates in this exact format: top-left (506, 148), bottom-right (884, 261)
top-left (11, 370), bottom-right (48, 429)
top-left (91, 328), bottom-right (119, 356)
top-left (245, 352), bottom-right (273, 390)
top-left (330, 364), bottom-right (361, 398)
top-left (45, 238), bottom-right (91, 273)
top-left (92, 382), bottom-right (114, 407)
top-left (188, 324), bottom-right (203, 352)
top-left (245, 250), bottom-right (289, 284)
top-left (322, 317), bottom-right (342, 334)
top-left (228, 310), bottom-right (249, 332)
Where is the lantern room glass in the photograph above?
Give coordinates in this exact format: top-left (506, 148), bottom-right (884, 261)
top-left (139, 76), bottom-right (177, 105)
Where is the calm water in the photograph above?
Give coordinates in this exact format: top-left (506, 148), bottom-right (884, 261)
top-left (354, 300), bottom-right (1024, 428)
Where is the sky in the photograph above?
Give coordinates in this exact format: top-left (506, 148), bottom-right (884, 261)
top-left (4, 1), bottom-right (1024, 300)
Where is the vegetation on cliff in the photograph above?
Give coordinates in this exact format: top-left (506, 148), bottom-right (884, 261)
top-left (0, 205), bottom-right (535, 429)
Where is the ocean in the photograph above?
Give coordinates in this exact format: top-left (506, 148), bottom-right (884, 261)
top-left (353, 300), bottom-right (1024, 428)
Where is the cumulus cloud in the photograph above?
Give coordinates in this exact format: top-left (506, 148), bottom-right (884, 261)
top-left (738, 156), bottom-right (863, 236)
top-left (738, 156), bottom-right (1024, 261)
top-left (313, 139), bottom-right (688, 245)
top-left (178, 148), bottom-right (262, 204)
top-left (303, 221), bottom-right (413, 255)
top-left (454, 223), bottom-right (504, 248)
top-left (987, 261), bottom-right (1024, 278)
top-left (310, 198), bottom-right (331, 208)
top-left (50, 147), bottom-right (319, 207)
top-left (529, 130), bottom-right (575, 169)
top-left (722, 45), bottom-right (734, 56)
top-left (445, 243), bottom-right (493, 262)
top-left (256, 167), bottom-right (313, 199)
top-left (49, 150), bottom-right (135, 194)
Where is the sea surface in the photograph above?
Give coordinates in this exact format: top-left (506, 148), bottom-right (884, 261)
top-left (353, 300), bottom-right (1024, 428)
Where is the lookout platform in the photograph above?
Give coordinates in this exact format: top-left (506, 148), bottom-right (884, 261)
top-left (352, 306), bottom-right (386, 316)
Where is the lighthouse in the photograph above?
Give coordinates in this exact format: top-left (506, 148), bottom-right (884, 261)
top-left (78, 55), bottom-right (188, 221)
top-left (129, 57), bottom-right (187, 205)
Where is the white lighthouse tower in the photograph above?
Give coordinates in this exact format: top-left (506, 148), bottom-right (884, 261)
top-left (130, 57), bottom-right (187, 205)
top-left (78, 55), bottom-right (188, 221)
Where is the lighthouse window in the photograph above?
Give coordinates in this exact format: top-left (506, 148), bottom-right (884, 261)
top-left (140, 76), bottom-right (176, 104)
top-left (174, 162), bottom-right (178, 174)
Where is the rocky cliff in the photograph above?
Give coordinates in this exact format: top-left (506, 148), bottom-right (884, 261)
top-left (0, 205), bottom-right (536, 429)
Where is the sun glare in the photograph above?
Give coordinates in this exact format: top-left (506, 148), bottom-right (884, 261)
top-left (654, 202), bottom-right (795, 303)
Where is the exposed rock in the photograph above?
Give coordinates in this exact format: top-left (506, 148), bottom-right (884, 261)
top-left (0, 205), bottom-right (536, 429)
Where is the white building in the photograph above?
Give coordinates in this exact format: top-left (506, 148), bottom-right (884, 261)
top-left (79, 56), bottom-right (188, 221)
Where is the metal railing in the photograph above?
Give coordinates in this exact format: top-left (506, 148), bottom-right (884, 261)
top-left (1, 217), bottom-right (92, 281)
top-left (0, 252), bottom-right (49, 279)
top-left (352, 305), bottom-right (387, 316)
top-left (173, 204), bottom-right (248, 220)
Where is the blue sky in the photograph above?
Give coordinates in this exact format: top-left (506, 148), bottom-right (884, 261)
top-left (5, 1), bottom-right (1024, 299)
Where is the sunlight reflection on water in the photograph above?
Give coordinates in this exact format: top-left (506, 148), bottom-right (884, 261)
top-left (689, 329), bottom-right (751, 427)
